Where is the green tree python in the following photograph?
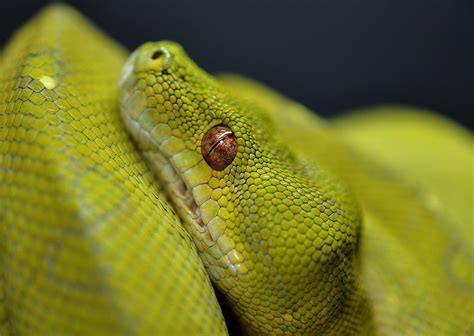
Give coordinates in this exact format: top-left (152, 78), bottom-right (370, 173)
top-left (0, 5), bottom-right (472, 335)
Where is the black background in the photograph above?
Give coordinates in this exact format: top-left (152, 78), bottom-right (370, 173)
top-left (1, 0), bottom-right (472, 129)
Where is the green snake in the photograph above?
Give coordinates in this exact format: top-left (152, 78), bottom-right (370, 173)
top-left (1, 5), bottom-right (472, 335)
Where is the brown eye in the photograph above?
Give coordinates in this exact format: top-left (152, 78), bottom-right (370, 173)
top-left (201, 124), bottom-right (238, 171)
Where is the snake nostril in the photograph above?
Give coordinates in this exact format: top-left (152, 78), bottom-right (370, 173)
top-left (151, 50), bottom-right (163, 60)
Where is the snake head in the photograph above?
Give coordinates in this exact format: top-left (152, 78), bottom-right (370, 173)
top-left (120, 41), bottom-right (363, 334)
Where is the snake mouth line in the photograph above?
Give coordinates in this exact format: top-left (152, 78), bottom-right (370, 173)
top-left (145, 148), bottom-right (207, 233)
top-left (119, 67), bottom-right (208, 235)
top-left (119, 56), bottom-right (252, 283)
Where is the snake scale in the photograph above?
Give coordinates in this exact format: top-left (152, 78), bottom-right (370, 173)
top-left (0, 5), bottom-right (472, 335)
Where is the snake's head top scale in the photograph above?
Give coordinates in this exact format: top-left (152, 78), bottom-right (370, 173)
top-left (120, 41), bottom-right (363, 334)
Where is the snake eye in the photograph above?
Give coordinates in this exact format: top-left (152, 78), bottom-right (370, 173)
top-left (201, 125), bottom-right (238, 171)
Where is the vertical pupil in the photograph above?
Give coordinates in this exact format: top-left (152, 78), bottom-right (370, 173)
top-left (207, 131), bottom-right (233, 156)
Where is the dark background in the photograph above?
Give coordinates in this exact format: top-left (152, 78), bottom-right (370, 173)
top-left (1, 0), bottom-right (473, 129)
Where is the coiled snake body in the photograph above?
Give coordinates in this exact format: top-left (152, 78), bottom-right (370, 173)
top-left (1, 5), bottom-right (472, 335)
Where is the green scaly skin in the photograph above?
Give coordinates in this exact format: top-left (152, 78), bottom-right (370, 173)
top-left (120, 40), bottom-right (473, 335)
top-left (1, 4), bottom-right (473, 335)
top-left (217, 76), bottom-right (474, 334)
top-left (120, 42), bottom-right (371, 335)
top-left (0, 6), bottom-right (226, 335)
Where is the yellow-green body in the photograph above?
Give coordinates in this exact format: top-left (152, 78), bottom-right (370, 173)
top-left (218, 77), bottom-right (473, 334)
top-left (0, 6), bottom-right (226, 335)
top-left (1, 4), bottom-right (472, 335)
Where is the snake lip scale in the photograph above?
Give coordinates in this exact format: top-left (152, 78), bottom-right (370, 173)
top-left (119, 46), bottom-right (251, 294)
top-left (146, 148), bottom-right (205, 232)
top-left (119, 52), bottom-right (221, 243)
top-left (120, 74), bottom-right (205, 235)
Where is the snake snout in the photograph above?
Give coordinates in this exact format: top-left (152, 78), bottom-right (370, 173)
top-left (119, 41), bottom-right (184, 94)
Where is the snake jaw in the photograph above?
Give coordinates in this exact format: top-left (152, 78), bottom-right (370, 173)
top-left (119, 52), bottom-right (250, 285)
top-left (120, 56), bottom-right (202, 230)
top-left (145, 144), bottom-right (250, 281)
top-left (143, 147), bottom-right (249, 282)
top-left (150, 154), bottom-right (205, 233)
